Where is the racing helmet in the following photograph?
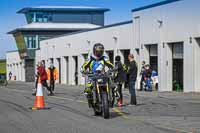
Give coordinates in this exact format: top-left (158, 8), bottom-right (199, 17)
top-left (115, 55), bottom-right (121, 62)
top-left (93, 43), bottom-right (104, 58)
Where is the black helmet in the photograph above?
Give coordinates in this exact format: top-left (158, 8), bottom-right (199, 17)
top-left (93, 43), bottom-right (104, 58)
top-left (115, 55), bottom-right (121, 62)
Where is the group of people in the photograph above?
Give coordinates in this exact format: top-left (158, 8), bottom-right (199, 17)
top-left (81, 43), bottom-right (138, 107)
top-left (33, 43), bottom-right (156, 107)
top-left (32, 62), bottom-right (58, 96)
top-left (113, 54), bottom-right (138, 106)
top-left (139, 61), bottom-right (158, 91)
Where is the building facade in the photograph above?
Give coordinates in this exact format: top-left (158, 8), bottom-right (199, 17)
top-left (7, 6), bottom-right (108, 81)
top-left (6, 51), bottom-right (25, 81)
top-left (7, 0), bottom-right (200, 92)
top-left (36, 0), bottom-right (200, 92)
top-left (131, 0), bottom-right (200, 92)
top-left (36, 21), bottom-right (133, 85)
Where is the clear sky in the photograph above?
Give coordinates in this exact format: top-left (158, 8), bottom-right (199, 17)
top-left (0, 0), bottom-right (163, 59)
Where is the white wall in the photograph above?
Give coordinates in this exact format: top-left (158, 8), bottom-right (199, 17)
top-left (6, 51), bottom-right (25, 81)
top-left (36, 22), bottom-right (133, 85)
top-left (132, 0), bottom-right (200, 92)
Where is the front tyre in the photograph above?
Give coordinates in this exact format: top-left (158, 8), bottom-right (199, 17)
top-left (2, 80), bottom-right (8, 86)
top-left (87, 93), bottom-right (93, 108)
top-left (102, 92), bottom-right (110, 119)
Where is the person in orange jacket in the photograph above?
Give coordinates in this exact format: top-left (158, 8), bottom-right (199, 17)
top-left (47, 63), bottom-right (58, 92)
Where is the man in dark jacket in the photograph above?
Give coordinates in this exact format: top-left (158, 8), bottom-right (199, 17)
top-left (114, 56), bottom-right (126, 106)
top-left (47, 63), bottom-right (58, 92)
top-left (127, 54), bottom-right (138, 105)
top-left (37, 62), bottom-right (54, 96)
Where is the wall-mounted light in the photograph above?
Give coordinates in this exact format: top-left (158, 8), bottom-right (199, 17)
top-left (157, 19), bottom-right (163, 28)
top-left (66, 43), bottom-right (71, 48)
top-left (87, 40), bottom-right (91, 45)
top-left (113, 36), bottom-right (118, 43)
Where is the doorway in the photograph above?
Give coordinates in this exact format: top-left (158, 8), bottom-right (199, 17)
top-left (149, 45), bottom-right (158, 72)
top-left (50, 58), bottom-right (54, 64)
top-left (25, 59), bottom-right (35, 82)
top-left (41, 60), bottom-right (45, 67)
top-left (73, 56), bottom-right (78, 85)
top-left (106, 51), bottom-right (114, 64)
top-left (57, 58), bottom-right (61, 84)
top-left (121, 49), bottom-right (130, 88)
top-left (172, 43), bottom-right (184, 91)
top-left (122, 49), bottom-right (130, 65)
top-left (82, 54), bottom-right (88, 61)
top-left (64, 57), bottom-right (69, 84)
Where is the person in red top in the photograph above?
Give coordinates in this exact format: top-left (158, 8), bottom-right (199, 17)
top-left (37, 61), bottom-right (54, 96)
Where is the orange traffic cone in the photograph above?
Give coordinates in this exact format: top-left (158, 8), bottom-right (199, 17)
top-left (31, 77), bottom-right (49, 110)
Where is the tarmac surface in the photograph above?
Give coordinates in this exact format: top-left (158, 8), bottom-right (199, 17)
top-left (0, 81), bottom-right (200, 133)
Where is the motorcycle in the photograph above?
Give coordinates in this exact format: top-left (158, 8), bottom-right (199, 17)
top-left (0, 75), bottom-right (8, 86)
top-left (85, 71), bottom-right (114, 119)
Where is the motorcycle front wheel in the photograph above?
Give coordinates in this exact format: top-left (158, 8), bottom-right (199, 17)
top-left (102, 92), bottom-right (110, 119)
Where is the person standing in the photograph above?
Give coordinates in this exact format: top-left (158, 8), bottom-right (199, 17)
top-left (143, 64), bottom-right (152, 91)
top-left (9, 71), bottom-right (12, 80)
top-left (32, 63), bottom-right (40, 96)
top-left (47, 63), bottom-right (58, 92)
top-left (114, 55), bottom-right (126, 107)
top-left (139, 61), bottom-right (146, 91)
top-left (37, 62), bottom-right (54, 96)
top-left (127, 54), bottom-right (138, 105)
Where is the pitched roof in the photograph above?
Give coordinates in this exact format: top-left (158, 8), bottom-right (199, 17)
top-left (42, 20), bottom-right (132, 41)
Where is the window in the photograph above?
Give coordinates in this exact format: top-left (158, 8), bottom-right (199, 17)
top-left (25, 13), bottom-right (34, 23)
top-left (24, 36), bottom-right (38, 49)
top-left (39, 36), bottom-right (50, 41)
top-left (26, 12), bottom-right (53, 23)
top-left (36, 12), bottom-right (53, 23)
top-left (173, 43), bottom-right (183, 59)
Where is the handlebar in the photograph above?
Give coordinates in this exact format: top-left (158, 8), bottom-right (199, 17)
top-left (83, 70), bottom-right (114, 80)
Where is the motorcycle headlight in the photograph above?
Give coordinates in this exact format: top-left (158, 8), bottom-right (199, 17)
top-left (97, 79), bottom-right (103, 82)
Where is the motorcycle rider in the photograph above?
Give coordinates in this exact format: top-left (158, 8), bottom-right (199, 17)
top-left (81, 43), bottom-right (114, 94)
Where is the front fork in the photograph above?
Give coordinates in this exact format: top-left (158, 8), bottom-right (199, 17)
top-left (96, 83), bottom-right (111, 105)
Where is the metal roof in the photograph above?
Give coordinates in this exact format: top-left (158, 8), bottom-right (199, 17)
top-left (132, 0), bottom-right (183, 12)
top-left (43, 20), bottom-right (133, 40)
top-left (8, 23), bottom-right (101, 34)
top-left (17, 6), bottom-right (110, 13)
